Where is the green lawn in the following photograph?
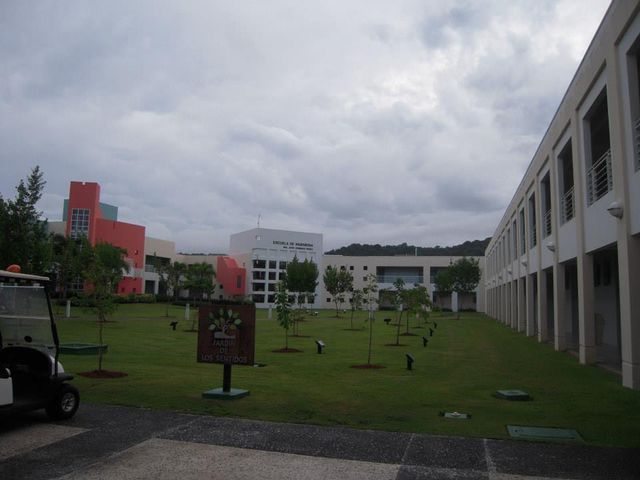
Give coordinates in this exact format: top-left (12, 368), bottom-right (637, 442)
top-left (54, 304), bottom-right (640, 448)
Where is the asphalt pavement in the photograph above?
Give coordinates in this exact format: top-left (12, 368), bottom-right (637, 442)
top-left (1, 404), bottom-right (639, 479)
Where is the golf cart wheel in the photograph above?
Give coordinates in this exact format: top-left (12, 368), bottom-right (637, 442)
top-left (46, 384), bottom-right (80, 420)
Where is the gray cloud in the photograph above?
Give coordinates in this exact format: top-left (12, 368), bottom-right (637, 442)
top-left (0, 0), bottom-right (610, 252)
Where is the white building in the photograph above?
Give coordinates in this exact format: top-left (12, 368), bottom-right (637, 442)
top-left (485, 1), bottom-right (640, 390)
top-left (229, 228), bottom-right (323, 308)
top-left (323, 255), bottom-right (485, 312)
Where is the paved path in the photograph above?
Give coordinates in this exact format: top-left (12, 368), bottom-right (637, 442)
top-left (1, 404), bottom-right (639, 479)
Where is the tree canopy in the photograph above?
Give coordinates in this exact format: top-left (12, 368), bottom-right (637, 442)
top-left (325, 238), bottom-right (490, 257)
top-left (323, 266), bottom-right (353, 317)
top-left (0, 166), bottom-right (51, 274)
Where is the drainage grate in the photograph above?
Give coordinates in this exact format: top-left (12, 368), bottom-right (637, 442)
top-left (507, 425), bottom-right (582, 441)
top-left (495, 389), bottom-right (531, 401)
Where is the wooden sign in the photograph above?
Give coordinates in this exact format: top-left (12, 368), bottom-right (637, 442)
top-left (197, 304), bottom-right (255, 365)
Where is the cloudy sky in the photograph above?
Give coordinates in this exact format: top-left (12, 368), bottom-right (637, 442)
top-left (0, 1), bottom-right (610, 253)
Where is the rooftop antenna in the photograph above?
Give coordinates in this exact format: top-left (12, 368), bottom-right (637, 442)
top-left (257, 214), bottom-right (261, 228)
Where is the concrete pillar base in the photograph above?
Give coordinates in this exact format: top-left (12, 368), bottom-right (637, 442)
top-left (622, 362), bottom-right (640, 390)
top-left (554, 334), bottom-right (567, 352)
top-left (579, 344), bottom-right (597, 364)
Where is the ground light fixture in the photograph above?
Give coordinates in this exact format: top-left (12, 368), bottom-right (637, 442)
top-left (315, 340), bottom-right (325, 354)
top-left (607, 200), bottom-right (624, 219)
top-left (405, 353), bottom-right (414, 370)
top-left (422, 336), bottom-right (428, 347)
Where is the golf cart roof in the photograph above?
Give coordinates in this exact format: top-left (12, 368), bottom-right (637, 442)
top-left (0, 270), bottom-right (50, 283)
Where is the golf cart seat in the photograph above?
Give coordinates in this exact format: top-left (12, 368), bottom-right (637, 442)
top-left (0, 346), bottom-right (68, 395)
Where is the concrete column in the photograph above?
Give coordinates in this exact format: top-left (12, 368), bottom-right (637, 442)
top-left (452, 291), bottom-right (459, 313)
top-left (577, 253), bottom-right (596, 364)
top-left (553, 262), bottom-right (567, 351)
top-left (518, 277), bottom-right (526, 332)
top-left (511, 280), bottom-right (518, 329)
top-left (538, 270), bottom-right (549, 342)
top-left (526, 274), bottom-right (535, 336)
top-left (618, 235), bottom-right (640, 389)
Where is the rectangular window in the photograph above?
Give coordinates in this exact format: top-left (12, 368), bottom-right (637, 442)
top-left (253, 259), bottom-right (266, 269)
top-left (363, 266), bottom-right (368, 271)
top-left (279, 261), bottom-right (287, 270)
top-left (519, 209), bottom-right (526, 254)
top-left (70, 208), bottom-right (90, 239)
top-left (585, 89), bottom-right (612, 205)
top-left (349, 266), bottom-right (354, 271)
top-left (268, 271), bottom-right (276, 280)
top-left (269, 260), bottom-right (277, 269)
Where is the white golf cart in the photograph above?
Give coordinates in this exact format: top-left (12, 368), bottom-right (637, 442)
top-left (0, 269), bottom-right (79, 420)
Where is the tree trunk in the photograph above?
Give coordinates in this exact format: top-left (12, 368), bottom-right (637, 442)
top-left (98, 315), bottom-right (104, 372)
top-left (367, 312), bottom-right (373, 365)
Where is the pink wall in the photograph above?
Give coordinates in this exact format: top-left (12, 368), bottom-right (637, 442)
top-left (217, 256), bottom-right (246, 296)
top-left (66, 181), bottom-right (145, 295)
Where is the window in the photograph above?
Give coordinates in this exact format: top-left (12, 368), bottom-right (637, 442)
top-left (70, 208), bottom-right (90, 239)
top-left (268, 271), bottom-right (276, 281)
top-left (252, 294), bottom-right (265, 303)
top-left (529, 194), bottom-right (537, 247)
top-left (349, 266), bottom-right (354, 271)
top-left (558, 140), bottom-right (575, 223)
top-left (253, 259), bottom-right (266, 269)
top-left (363, 276), bottom-right (367, 281)
top-left (252, 271), bottom-right (265, 280)
top-left (363, 266), bottom-right (368, 271)
top-left (340, 266), bottom-right (346, 271)
top-left (326, 298), bottom-right (331, 302)
top-left (279, 261), bottom-right (287, 270)
top-left (267, 294), bottom-right (275, 303)
top-left (269, 260), bottom-right (277, 269)
top-left (585, 89), bottom-right (612, 205)
top-left (519, 209), bottom-right (526, 254)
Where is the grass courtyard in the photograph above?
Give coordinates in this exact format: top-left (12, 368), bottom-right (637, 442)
top-left (54, 304), bottom-right (640, 448)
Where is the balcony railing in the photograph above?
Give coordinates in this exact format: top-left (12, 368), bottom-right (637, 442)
top-left (543, 209), bottom-right (552, 238)
top-left (560, 186), bottom-right (575, 224)
top-left (377, 275), bottom-right (424, 285)
top-left (586, 149), bottom-right (612, 206)
top-left (635, 117), bottom-right (640, 171)
top-left (529, 222), bottom-right (537, 248)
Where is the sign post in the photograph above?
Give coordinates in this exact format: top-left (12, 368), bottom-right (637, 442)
top-left (197, 303), bottom-right (256, 399)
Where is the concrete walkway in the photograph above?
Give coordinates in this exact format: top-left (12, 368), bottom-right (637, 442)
top-left (1, 404), bottom-right (639, 479)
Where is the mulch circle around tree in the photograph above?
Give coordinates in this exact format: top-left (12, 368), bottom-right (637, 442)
top-left (350, 364), bottom-right (386, 369)
top-left (272, 348), bottom-right (303, 353)
top-left (384, 343), bottom-right (408, 347)
top-left (78, 370), bottom-right (128, 379)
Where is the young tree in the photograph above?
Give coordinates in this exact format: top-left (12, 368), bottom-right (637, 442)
top-left (157, 260), bottom-right (186, 316)
top-left (362, 274), bottom-right (378, 365)
top-left (0, 166), bottom-right (51, 274)
top-left (392, 278), bottom-right (406, 345)
top-left (450, 257), bottom-right (481, 318)
top-left (50, 234), bottom-right (83, 303)
top-left (274, 281), bottom-right (292, 350)
top-left (404, 284), bottom-right (433, 332)
top-left (83, 242), bottom-right (127, 372)
top-left (434, 267), bottom-right (454, 311)
top-left (184, 262), bottom-right (216, 330)
top-left (348, 288), bottom-right (364, 330)
top-left (285, 257), bottom-right (319, 335)
top-left (323, 266), bottom-right (353, 317)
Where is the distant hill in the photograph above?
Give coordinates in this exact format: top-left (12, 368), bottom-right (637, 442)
top-left (325, 238), bottom-right (491, 257)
